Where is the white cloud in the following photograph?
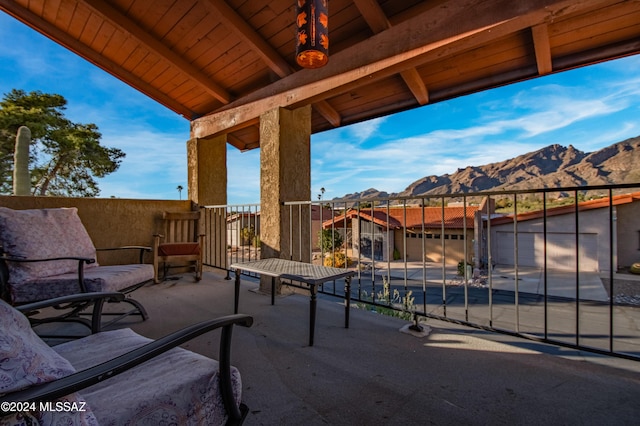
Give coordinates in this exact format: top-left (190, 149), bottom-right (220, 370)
top-left (346, 117), bottom-right (387, 142)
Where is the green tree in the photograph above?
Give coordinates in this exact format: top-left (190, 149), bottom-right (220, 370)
top-left (0, 89), bottom-right (124, 197)
top-left (319, 229), bottom-right (343, 252)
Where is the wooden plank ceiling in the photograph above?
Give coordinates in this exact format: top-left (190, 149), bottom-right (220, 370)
top-left (1, 0), bottom-right (639, 151)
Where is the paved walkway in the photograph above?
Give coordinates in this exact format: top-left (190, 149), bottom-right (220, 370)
top-left (370, 261), bottom-right (609, 301)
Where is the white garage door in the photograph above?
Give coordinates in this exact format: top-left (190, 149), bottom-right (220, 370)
top-left (495, 231), bottom-right (598, 271)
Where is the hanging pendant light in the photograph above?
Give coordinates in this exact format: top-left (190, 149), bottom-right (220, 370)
top-left (296, 0), bottom-right (329, 68)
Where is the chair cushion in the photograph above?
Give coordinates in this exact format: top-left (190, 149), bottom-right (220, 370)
top-left (54, 328), bottom-right (242, 426)
top-left (0, 299), bottom-right (99, 425)
top-left (158, 242), bottom-right (200, 257)
top-left (0, 207), bottom-right (98, 286)
top-left (10, 264), bottom-right (155, 304)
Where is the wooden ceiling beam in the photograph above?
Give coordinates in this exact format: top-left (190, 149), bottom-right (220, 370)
top-left (0, 0), bottom-right (195, 118)
top-left (203, 0), bottom-right (292, 79)
top-left (532, 24), bottom-right (553, 75)
top-left (353, 0), bottom-right (429, 105)
top-left (353, 0), bottom-right (391, 33)
top-left (194, 0), bottom-right (610, 139)
top-left (226, 133), bottom-right (251, 151)
top-left (81, 0), bottom-right (232, 104)
top-left (313, 100), bottom-right (341, 127)
top-left (202, 0), bottom-right (341, 128)
top-left (399, 68), bottom-right (429, 105)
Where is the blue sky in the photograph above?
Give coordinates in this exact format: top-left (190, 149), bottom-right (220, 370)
top-left (1, 13), bottom-right (639, 205)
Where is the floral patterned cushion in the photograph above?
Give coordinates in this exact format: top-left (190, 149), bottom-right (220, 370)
top-left (0, 299), bottom-right (99, 425)
top-left (9, 264), bottom-right (155, 305)
top-left (54, 328), bottom-right (242, 426)
top-left (0, 207), bottom-right (98, 286)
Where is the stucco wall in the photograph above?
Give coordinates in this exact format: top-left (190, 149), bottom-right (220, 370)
top-left (0, 196), bottom-right (193, 265)
top-left (398, 229), bottom-right (473, 265)
top-left (489, 207), bottom-right (613, 272)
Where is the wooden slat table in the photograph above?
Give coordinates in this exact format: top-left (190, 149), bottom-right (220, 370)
top-left (230, 258), bottom-right (355, 346)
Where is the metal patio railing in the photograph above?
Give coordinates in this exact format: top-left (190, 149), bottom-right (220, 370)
top-left (202, 184), bottom-right (640, 361)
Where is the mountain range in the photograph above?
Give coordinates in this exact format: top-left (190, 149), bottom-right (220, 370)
top-left (338, 135), bottom-right (640, 201)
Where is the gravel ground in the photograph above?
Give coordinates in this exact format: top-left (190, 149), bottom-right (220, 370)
top-left (602, 276), bottom-right (640, 305)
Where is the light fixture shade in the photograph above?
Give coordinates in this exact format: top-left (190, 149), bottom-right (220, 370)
top-left (296, 0), bottom-right (329, 69)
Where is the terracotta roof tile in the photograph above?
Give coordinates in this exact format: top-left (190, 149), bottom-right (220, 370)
top-left (323, 206), bottom-right (479, 229)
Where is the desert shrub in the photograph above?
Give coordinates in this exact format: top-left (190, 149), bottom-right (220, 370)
top-left (324, 252), bottom-right (351, 268)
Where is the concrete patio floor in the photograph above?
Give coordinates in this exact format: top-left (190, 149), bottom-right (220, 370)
top-left (108, 267), bottom-right (640, 425)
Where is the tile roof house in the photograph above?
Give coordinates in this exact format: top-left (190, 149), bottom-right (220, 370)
top-left (323, 205), bottom-right (479, 263)
top-left (486, 192), bottom-right (640, 272)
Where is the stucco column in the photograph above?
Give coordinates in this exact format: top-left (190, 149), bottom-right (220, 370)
top-left (187, 135), bottom-right (227, 206)
top-left (260, 106), bottom-right (312, 293)
top-left (187, 135), bottom-right (228, 271)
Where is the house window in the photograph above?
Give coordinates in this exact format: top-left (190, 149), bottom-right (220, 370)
top-left (450, 235), bottom-right (459, 240)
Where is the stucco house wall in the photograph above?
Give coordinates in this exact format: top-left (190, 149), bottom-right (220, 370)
top-left (397, 229), bottom-right (474, 265)
top-left (489, 207), bottom-right (612, 272)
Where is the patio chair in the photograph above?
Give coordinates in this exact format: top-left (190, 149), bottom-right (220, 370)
top-left (0, 292), bottom-right (252, 425)
top-left (153, 211), bottom-right (204, 283)
top-left (0, 206), bottom-right (153, 328)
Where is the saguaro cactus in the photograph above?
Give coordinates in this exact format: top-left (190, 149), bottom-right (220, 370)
top-left (13, 126), bottom-right (31, 196)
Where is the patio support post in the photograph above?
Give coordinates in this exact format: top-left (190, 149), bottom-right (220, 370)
top-left (259, 106), bottom-right (312, 294)
top-left (187, 135), bottom-right (227, 206)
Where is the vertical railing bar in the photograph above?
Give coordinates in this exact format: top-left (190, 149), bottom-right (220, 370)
top-left (403, 200), bottom-right (408, 311)
top-left (298, 204), bottom-right (302, 261)
top-left (214, 207), bottom-right (219, 268)
top-left (213, 207), bottom-right (217, 268)
top-left (331, 201), bottom-right (337, 295)
top-left (463, 195), bottom-right (468, 322)
top-left (244, 206), bottom-right (249, 262)
top-left (217, 207), bottom-right (222, 269)
top-left (237, 206), bottom-right (241, 264)
top-left (386, 202), bottom-right (391, 287)
top-left (513, 193), bottom-right (519, 333)
top-left (203, 207), bottom-right (209, 266)
top-left (289, 204), bottom-right (293, 260)
top-left (421, 198), bottom-right (427, 316)
top-left (309, 202), bottom-right (313, 265)
top-left (487, 196), bottom-right (493, 327)
top-left (357, 202), bottom-right (363, 300)
top-left (257, 204), bottom-right (260, 261)
top-left (608, 188), bottom-right (614, 353)
top-left (237, 205), bottom-right (242, 264)
top-left (240, 206), bottom-right (250, 262)
top-left (236, 206), bottom-right (241, 263)
top-left (371, 202), bottom-right (376, 305)
top-left (343, 201), bottom-right (348, 270)
top-left (441, 196), bottom-right (446, 317)
top-left (575, 189), bottom-right (580, 347)
top-left (223, 207), bottom-right (228, 270)
top-left (249, 206), bottom-right (260, 260)
top-left (543, 192), bottom-right (548, 340)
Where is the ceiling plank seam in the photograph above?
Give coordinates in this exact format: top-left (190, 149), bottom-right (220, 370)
top-left (353, 0), bottom-right (429, 106)
top-left (81, 0), bottom-right (232, 104)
